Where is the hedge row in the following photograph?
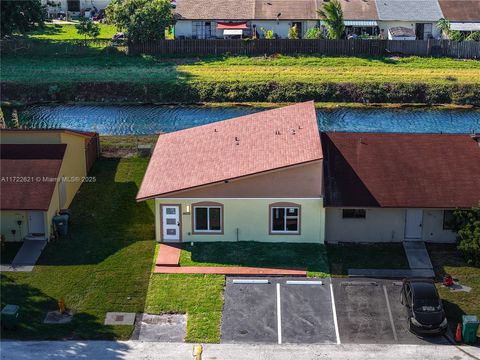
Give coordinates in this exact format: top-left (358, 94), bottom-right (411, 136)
top-left (2, 81), bottom-right (480, 105)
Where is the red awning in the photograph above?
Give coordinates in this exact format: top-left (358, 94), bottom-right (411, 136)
top-left (217, 22), bottom-right (248, 30)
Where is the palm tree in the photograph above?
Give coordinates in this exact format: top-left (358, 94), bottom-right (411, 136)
top-left (437, 18), bottom-right (451, 38)
top-left (317, 0), bottom-right (345, 39)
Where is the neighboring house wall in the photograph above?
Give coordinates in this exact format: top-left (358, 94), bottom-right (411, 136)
top-left (175, 20), bottom-right (194, 38)
top-left (253, 20), bottom-right (318, 38)
top-left (378, 20), bottom-right (441, 39)
top-left (175, 20), bottom-right (320, 38)
top-left (44, 0), bottom-right (111, 13)
top-left (422, 209), bottom-right (457, 243)
top-left (325, 208), bottom-right (456, 243)
top-left (326, 208), bottom-right (405, 242)
top-left (155, 198), bottom-right (325, 243)
top-left (1, 211), bottom-right (28, 242)
top-left (1, 131), bottom-right (88, 209)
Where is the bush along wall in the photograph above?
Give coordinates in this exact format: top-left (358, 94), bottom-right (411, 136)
top-left (2, 81), bottom-right (480, 106)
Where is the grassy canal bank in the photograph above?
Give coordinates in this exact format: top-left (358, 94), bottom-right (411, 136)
top-left (2, 52), bottom-right (480, 105)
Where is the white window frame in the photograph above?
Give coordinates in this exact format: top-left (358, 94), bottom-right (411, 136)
top-left (193, 206), bottom-right (222, 233)
top-left (270, 207), bottom-right (300, 234)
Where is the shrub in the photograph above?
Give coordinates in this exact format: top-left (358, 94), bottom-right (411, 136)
top-left (466, 31), bottom-right (480, 42)
top-left (304, 27), bottom-right (324, 39)
top-left (453, 208), bottom-right (480, 266)
top-left (260, 27), bottom-right (274, 39)
top-left (288, 25), bottom-right (299, 40)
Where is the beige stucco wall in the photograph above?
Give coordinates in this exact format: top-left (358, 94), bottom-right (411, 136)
top-left (326, 208), bottom-right (457, 243)
top-left (163, 161), bottom-right (323, 199)
top-left (155, 198), bottom-right (325, 243)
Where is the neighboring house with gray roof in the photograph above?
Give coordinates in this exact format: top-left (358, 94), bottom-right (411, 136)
top-left (375, 0), bottom-right (444, 39)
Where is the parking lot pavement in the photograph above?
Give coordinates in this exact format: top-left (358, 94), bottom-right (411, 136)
top-left (332, 278), bottom-right (451, 345)
top-left (221, 277), bottom-right (337, 344)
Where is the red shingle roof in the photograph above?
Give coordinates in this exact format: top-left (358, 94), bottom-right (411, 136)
top-left (137, 102), bottom-right (322, 200)
top-left (322, 132), bottom-right (480, 208)
top-left (1, 144), bottom-right (66, 211)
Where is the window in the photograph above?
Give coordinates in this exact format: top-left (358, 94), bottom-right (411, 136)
top-left (193, 205), bottom-right (222, 233)
top-left (270, 205), bottom-right (300, 234)
top-left (342, 209), bottom-right (366, 219)
top-left (67, 0), bottom-right (80, 12)
top-left (443, 210), bottom-right (455, 230)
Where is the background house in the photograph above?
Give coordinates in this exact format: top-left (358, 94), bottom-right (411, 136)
top-left (438, 0), bottom-right (480, 36)
top-left (136, 102), bottom-right (326, 243)
top-left (375, 0), bottom-right (444, 39)
top-left (322, 132), bottom-right (480, 243)
top-left (0, 129), bottom-right (99, 242)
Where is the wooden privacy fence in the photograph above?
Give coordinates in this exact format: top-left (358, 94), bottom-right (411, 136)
top-left (128, 39), bottom-right (480, 59)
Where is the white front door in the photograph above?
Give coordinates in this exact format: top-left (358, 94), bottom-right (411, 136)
top-left (28, 211), bottom-right (45, 235)
top-left (162, 205), bottom-right (181, 242)
top-left (405, 209), bottom-right (423, 240)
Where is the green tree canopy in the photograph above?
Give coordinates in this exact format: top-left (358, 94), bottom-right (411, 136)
top-left (1, 0), bottom-right (45, 37)
top-left (75, 17), bottom-right (100, 44)
top-left (317, 0), bottom-right (345, 40)
top-left (453, 208), bottom-right (480, 266)
top-left (106, 0), bottom-right (174, 42)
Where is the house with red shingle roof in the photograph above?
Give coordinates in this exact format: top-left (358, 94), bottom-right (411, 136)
top-left (137, 102), bottom-right (480, 245)
top-left (137, 102), bottom-right (326, 243)
top-left (322, 132), bottom-right (480, 243)
top-left (0, 129), bottom-right (99, 242)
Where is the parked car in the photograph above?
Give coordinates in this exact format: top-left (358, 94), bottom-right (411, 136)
top-left (400, 278), bottom-right (448, 335)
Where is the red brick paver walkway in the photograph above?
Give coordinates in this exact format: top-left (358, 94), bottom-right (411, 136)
top-left (154, 265), bottom-right (306, 276)
top-left (156, 244), bottom-right (181, 267)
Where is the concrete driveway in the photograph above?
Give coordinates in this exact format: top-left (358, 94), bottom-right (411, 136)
top-left (331, 278), bottom-right (451, 345)
top-left (221, 277), bottom-right (337, 344)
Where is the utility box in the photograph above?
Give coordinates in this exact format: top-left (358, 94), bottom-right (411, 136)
top-left (1, 304), bottom-right (20, 330)
top-left (462, 315), bottom-right (479, 344)
top-left (53, 214), bottom-right (69, 236)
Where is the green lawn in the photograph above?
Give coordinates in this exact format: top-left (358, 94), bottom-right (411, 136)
top-left (327, 243), bottom-right (410, 276)
top-left (0, 158), bottom-right (156, 340)
top-left (428, 244), bottom-right (480, 330)
top-left (1, 242), bottom-right (23, 264)
top-left (2, 53), bottom-right (480, 85)
top-left (145, 273), bottom-right (225, 343)
top-left (27, 23), bottom-right (117, 40)
top-left (180, 242), bottom-right (330, 277)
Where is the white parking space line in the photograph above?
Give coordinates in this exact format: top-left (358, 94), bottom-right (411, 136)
top-left (285, 280), bottom-right (323, 285)
top-left (232, 279), bottom-right (269, 284)
top-left (383, 285), bottom-right (398, 342)
top-left (276, 283), bottom-right (282, 345)
top-left (330, 283), bottom-right (341, 344)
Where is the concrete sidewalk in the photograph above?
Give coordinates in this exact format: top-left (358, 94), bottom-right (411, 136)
top-left (2, 341), bottom-right (479, 360)
top-left (1, 240), bottom-right (47, 273)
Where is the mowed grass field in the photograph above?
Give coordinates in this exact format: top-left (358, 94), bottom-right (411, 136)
top-left (2, 53), bottom-right (480, 85)
top-left (27, 23), bottom-right (117, 40)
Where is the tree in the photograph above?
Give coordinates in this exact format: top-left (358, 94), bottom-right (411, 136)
top-left (1, 0), bottom-right (45, 37)
top-left (260, 27), bottom-right (274, 39)
top-left (304, 27), bottom-right (324, 39)
top-left (288, 25), bottom-right (299, 39)
top-left (75, 17), bottom-right (100, 44)
top-left (317, 0), bottom-right (344, 40)
top-left (106, 0), bottom-right (174, 42)
top-left (453, 208), bottom-right (480, 266)
top-left (436, 18), bottom-right (464, 41)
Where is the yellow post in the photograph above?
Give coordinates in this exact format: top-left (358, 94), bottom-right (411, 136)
top-left (58, 298), bottom-right (66, 314)
top-left (192, 344), bottom-right (202, 360)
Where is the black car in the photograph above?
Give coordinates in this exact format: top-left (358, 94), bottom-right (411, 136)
top-left (400, 278), bottom-right (448, 335)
